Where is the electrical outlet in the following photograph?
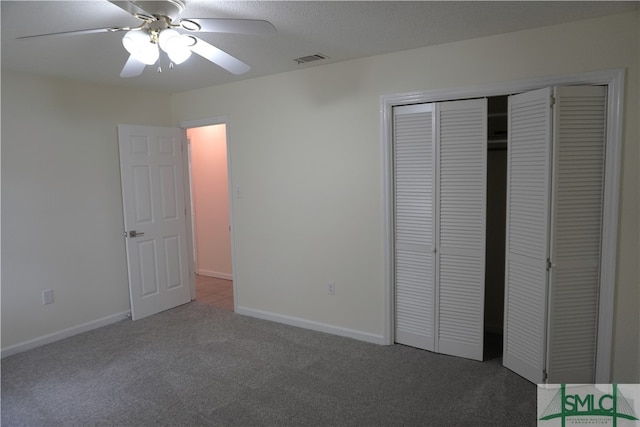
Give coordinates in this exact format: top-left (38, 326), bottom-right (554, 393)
top-left (42, 289), bottom-right (54, 305)
top-left (327, 281), bottom-right (335, 295)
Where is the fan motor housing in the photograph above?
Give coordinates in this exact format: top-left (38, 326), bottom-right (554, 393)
top-left (134, 0), bottom-right (185, 20)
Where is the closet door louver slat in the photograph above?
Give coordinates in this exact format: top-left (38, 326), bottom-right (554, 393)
top-left (393, 104), bottom-right (436, 351)
top-left (503, 87), bottom-right (552, 384)
top-left (436, 99), bottom-right (487, 361)
top-left (546, 86), bottom-right (606, 383)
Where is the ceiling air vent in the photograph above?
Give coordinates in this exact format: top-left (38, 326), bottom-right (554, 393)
top-left (294, 54), bottom-right (329, 64)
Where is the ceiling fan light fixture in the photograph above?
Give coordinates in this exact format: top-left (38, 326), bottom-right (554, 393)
top-left (122, 30), bottom-right (146, 55)
top-left (137, 43), bottom-right (160, 65)
top-left (122, 30), bottom-right (159, 65)
top-left (158, 29), bottom-right (180, 52)
top-left (167, 41), bottom-right (192, 64)
top-left (159, 29), bottom-right (191, 65)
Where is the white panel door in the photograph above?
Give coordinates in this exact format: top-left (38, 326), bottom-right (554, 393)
top-left (546, 86), bottom-right (606, 383)
top-left (393, 103), bottom-right (436, 351)
top-left (436, 99), bottom-right (487, 361)
top-left (118, 125), bottom-right (191, 320)
top-left (503, 87), bottom-right (553, 383)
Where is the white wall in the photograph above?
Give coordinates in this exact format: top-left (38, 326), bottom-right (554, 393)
top-left (171, 11), bottom-right (639, 381)
top-left (1, 71), bottom-right (173, 350)
top-left (187, 125), bottom-right (232, 279)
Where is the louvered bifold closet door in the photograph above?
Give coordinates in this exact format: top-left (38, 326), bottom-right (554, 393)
top-left (503, 87), bottom-right (553, 384)
top-left (546, 86), bottom-right (606, 383)
top-left (436, 99), bottom-right (487, 361)
top-left (393, 103), bottom-right (436, 351)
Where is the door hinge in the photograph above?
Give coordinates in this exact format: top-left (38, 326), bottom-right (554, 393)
top-left (550, 96), bottom-right (556, 107)
top-left (546, 258), bottom-right (553, 270)
top-left (543, 370), bottom-right (548, 382)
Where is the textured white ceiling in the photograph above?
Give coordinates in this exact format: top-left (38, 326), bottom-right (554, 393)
top-left (1, 1), bottom-right (637, 93)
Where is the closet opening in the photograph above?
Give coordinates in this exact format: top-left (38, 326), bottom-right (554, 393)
top-left (484, 95), bottom-right (508, 361)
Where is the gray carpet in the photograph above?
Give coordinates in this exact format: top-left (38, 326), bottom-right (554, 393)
top-left (2, 301), bottom-right (536, 426)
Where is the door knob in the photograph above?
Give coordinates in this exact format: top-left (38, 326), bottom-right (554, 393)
top-left (128, 230), bottom-right (145, 238)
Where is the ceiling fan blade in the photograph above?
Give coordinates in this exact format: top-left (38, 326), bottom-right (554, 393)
top-left (108, 1), bottom-right (155, 19)
top-left (189, 36), bottom-right (250, 75)
top-left (120, 55), bottom-right (146, 77)
top-left (179, 18), bottom-right (276, 35)
top-left (17, 27), bottom-right (126, 40)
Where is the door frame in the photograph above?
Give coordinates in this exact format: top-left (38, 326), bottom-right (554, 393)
top-left (380, 68), bottom-right (625, 383)
top-left (179, 116), bottom-right (237, 310)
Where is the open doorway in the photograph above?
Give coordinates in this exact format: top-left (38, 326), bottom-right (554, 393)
top-left (187, 124), bottom-right (234, 311)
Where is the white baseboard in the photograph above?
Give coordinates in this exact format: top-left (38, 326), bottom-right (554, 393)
top-left (196, 269), bottom-right (232, 281)
top-left (236, 306), bottom-right (386, 345)
top-left (1, 311), bottom-right (131, 359)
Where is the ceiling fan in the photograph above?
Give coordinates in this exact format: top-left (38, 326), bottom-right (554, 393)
top-left (18, 0), bottom-right (276, 78)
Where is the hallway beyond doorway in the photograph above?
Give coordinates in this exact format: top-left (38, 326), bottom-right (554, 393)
top-left (196, 274), bottom-right (233, 311)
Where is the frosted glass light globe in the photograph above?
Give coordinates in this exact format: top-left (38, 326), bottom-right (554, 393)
top-left (158, 29), bottom-right (180, 52)
top-left (159, 29), bottom-right (192, 65)
top-left (166, 35), bottom-right (192, 64)
top-left (122, 30), bottom-right (147, 55)
top-left (122, 30), bottom-right (159, 65)
top-left (136, 43), bottom-right (159, 65)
